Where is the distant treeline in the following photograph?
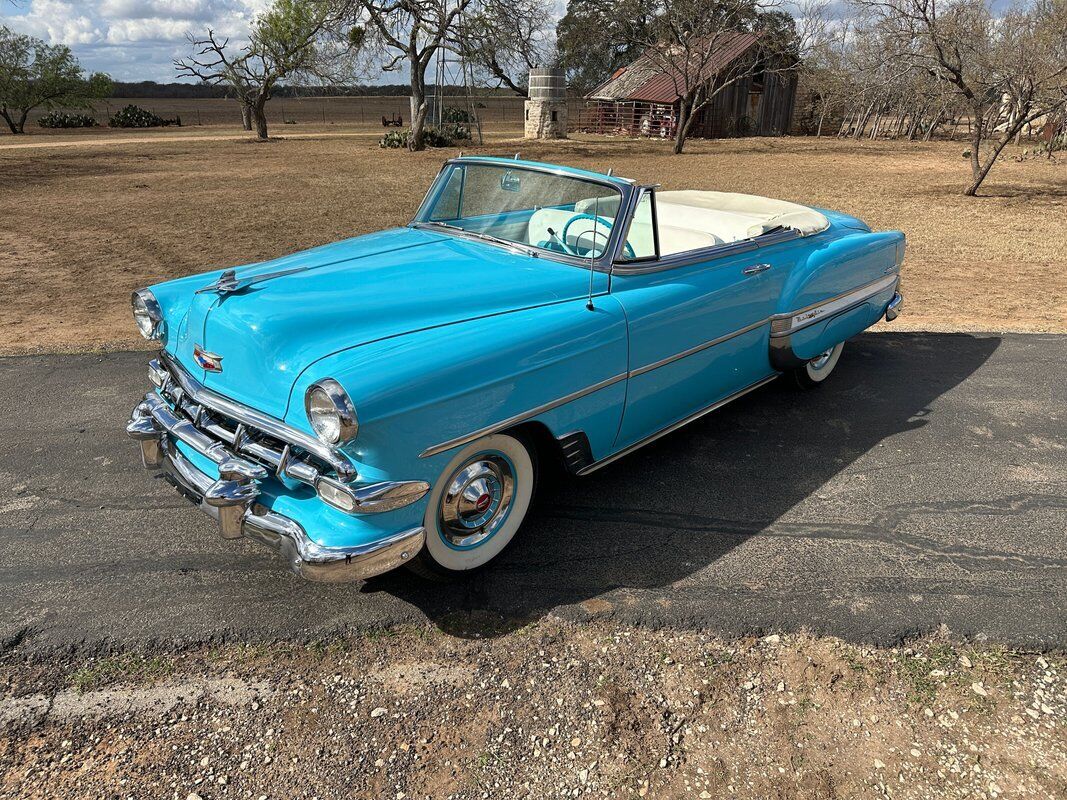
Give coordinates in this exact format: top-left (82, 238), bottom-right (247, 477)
top-left (110, 81), bottom-right (514, 99)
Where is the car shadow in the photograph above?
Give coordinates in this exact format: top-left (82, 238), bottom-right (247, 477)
top-left (366, 332), bottom-right (1001, 637)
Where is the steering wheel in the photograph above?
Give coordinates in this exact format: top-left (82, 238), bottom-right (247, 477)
top-left (560, 213), bottom-right (636, 260)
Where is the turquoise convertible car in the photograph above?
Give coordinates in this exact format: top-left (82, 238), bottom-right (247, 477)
top-left (127, 156), bottom-right (904, 582)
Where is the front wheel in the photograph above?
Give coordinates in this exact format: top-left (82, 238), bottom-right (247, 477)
top-left (792, 341), bottom-right (845, 389)
top-left (407, 432), bottom-right (537, 581)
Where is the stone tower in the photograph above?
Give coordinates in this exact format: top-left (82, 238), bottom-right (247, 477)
top-left (524, 68), bottom-right (567, 139)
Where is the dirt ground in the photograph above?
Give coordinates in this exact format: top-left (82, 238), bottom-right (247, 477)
top-left (0, 127), bottom-right (1064, 354)
top-left (1, 621), bottom-right (1064, 799)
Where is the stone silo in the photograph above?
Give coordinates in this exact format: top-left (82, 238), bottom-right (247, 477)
top-left (524, 68), bottom-right (568, 139)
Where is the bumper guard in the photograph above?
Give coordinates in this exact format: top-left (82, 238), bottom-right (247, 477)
top-left (127, 395), bottom-right (426, 582)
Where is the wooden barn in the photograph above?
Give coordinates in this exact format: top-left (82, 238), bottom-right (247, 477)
top-left (578, 32), bottom-right (797, 139)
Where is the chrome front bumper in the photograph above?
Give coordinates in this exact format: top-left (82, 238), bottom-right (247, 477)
top-left (156, 441), bottom-right (424, 582)
top-left (127, 385), bottom-right (426, 582)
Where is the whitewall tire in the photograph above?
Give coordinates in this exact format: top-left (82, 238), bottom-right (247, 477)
top-left (793, 341), bottom-right (844, 388)
top-left (408, 432), bottom-right (536, 580)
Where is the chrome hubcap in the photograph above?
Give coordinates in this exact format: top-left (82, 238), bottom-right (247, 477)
top-left (809, 348), bottom-right (834, 371)
top-left (439, 455), bottom-right (515, 549)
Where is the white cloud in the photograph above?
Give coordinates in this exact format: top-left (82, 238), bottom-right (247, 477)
top-left (0, 0), bottom-right (266, 80)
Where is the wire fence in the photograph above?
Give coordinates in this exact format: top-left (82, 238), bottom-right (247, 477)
top-left (28, 96), bottom-right (585, 129)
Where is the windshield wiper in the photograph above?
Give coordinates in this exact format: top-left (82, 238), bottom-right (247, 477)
top-left (416, 221), bottom-right (538, 257)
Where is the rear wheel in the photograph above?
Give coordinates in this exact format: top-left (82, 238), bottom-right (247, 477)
top-left (792, 341), bottom-right (844, 389)
top-left (407, 432), bottom-right (537, 581)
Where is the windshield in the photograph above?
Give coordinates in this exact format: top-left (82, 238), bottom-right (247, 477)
top-left (414, 162), bottom-right (624, 259)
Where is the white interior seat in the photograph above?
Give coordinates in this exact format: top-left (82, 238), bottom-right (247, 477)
top-left (657, 190), bottom-right (829, 240)
top-left (627, 220), bottom-right (719, 255)
top-left (527, 190), bottom-right (829, 260)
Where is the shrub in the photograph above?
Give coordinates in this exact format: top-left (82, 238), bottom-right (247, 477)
top-left (378, 123), bottom-right (471, 149)
top-left (441, 106), bottom-right (470, 124)
top-left (38, 110), bottom-right (98, 128)
top-left (379, 129), bottom-right (410, 148)
top-left (108, 104), bottom-right (181, 128)
top-left (438, 122), bottom-right (472, 144)
top-left (1019, 131), bottom-right (1066, 160)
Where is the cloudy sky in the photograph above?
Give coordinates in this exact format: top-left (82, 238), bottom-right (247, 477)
top-left (0, 0), bottom-right (274, 81)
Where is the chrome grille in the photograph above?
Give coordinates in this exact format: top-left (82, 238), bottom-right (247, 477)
top-left (150, 355), bottom-right (356, 486)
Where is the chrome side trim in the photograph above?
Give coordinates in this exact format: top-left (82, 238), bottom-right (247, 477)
top-left (768, 279), bottom-right (902, 371)
top-left (418, 276), bottom-right (896, 461)
top-left (629, 317), bottom-right (770, 378)
top-left (159, 351), bottom-right (356, 480)
top-left (161, 443), bottom-right (425, 583)
top-left (418, 371), bottom-right (628, 458)
top-left (769, 274), bottom-right (899, 338)
top-left (419, 317), bottom-right (772, 458)
top-left (576, 374), bottom-right (778, 475)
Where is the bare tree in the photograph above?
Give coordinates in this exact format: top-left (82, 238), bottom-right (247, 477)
top-left (175, 0), bottom-right (352, 140)
top-left (352, 0), bottom-right (475, 151)
top-left (460, 0), bottom-right (556, 95)
top-left (801, 18), bottom-right (853, 136)
top-left (854, 0), bottom-right (1067, 195)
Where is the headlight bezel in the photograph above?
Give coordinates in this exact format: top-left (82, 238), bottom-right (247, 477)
top-left (304, 378), bottom-right (359, 445)
top-left (131, 288), bottom-right (165, 341)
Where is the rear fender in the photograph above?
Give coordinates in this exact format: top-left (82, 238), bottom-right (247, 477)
top-left (770, 230), bottom-right (904, 370)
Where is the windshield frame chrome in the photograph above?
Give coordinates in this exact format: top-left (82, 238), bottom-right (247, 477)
top-left (409, 157), bottom-right (637, 274)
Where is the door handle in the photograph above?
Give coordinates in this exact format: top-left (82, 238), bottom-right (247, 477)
top-left (742, 263), bottom-right (771, 276)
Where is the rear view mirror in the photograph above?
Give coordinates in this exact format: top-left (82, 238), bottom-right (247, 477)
top-left (500, 170), bottom-right (521, 192)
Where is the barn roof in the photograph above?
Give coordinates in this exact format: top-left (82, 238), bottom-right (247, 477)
top-left (586, 31), bottom-right (760, 104)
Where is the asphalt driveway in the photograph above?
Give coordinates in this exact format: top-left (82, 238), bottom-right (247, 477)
top-left (0, 332), bottom-right (1064, 654)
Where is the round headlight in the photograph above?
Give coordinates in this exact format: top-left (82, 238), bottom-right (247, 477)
top-left (131, 289), bottom-right (164, 341)
top-left (305, 379), bottom-right (358, 445)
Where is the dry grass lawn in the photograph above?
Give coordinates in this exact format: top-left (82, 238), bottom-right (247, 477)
top-left (0, 126), bottom-right (1064, 354)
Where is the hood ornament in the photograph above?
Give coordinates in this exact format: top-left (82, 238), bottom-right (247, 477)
top-left (196, 268), bottom-right (239, 295)
top-left (196, 265), bottom-right (309, 297)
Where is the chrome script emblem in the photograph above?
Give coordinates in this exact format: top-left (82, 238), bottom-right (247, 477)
top-left (193, 345), bottom-right (224, 373)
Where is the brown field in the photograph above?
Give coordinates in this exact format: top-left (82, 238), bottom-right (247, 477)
top-left (0, 125), bottom-right (1064, 354)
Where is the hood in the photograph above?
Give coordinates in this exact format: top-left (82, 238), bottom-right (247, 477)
top-left (167, 227), bottom-right (592, 418)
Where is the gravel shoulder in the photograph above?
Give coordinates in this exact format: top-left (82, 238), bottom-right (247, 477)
top-left (2, 621), bottom-right (1065, 800)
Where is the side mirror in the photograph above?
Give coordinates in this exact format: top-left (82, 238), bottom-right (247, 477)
top-left (500, 170), bottom-right (521, 192)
